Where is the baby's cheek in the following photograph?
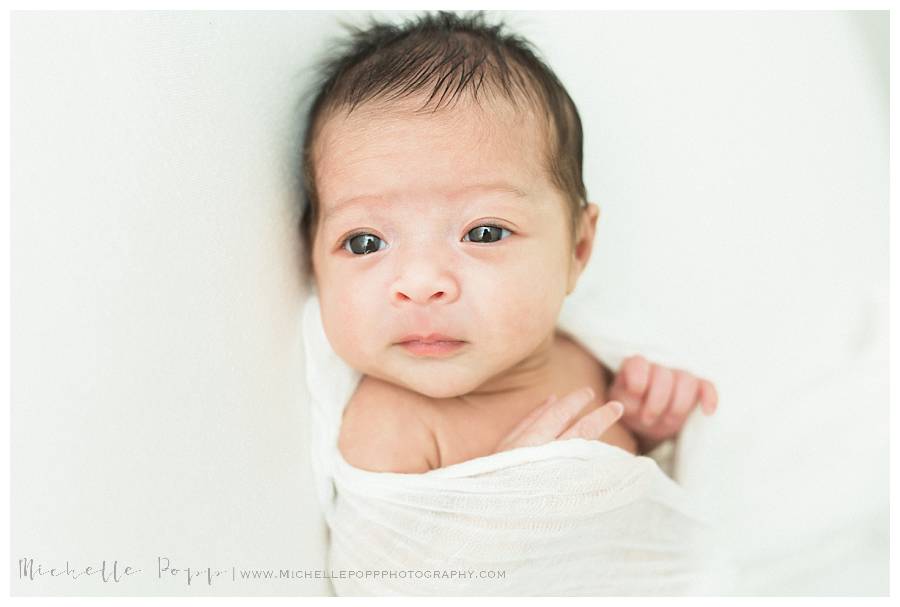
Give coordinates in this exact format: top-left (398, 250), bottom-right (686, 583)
top-left (489, 278), bottom-right (563, 349)
top-left (319, 295), bottom-right (371, 363)
top-left (507, 256), bottom-right (567, 313)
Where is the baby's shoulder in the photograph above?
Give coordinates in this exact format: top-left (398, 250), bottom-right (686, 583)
top-left (555, 329), bottom-right (614, 386)
top-left (337, 375), bottom-right (440, 474)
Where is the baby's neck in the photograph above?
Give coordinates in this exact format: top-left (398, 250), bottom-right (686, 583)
top-left (455, 328), bottom-right (565, 417)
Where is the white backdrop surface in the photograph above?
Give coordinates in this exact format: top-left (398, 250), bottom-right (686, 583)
top-left (10, 11), bottom-right (888, 596)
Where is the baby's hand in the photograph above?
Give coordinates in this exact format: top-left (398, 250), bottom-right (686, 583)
top-left (607, 355), bottom-right (718, 445)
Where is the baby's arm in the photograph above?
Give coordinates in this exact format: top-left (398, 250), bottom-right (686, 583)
top-left (606, 356), bottom-right (719, 454)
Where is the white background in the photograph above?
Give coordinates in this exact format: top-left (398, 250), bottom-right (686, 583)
top-left (10, 11), bottom-right (888, 595)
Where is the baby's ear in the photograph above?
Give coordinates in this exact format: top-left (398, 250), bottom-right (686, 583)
top-left (574, 202), bottom-right (600, 261)
top-left (566, 202), bottom-right (601, 294)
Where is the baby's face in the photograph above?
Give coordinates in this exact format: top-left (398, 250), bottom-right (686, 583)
top-left (311, 98), bottom-right (584, 399)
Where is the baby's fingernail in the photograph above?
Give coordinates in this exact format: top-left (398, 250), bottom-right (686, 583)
top-left (610, 401), bottom-right (624, 416)
top-left (583, 387), bottom-right (595, 400)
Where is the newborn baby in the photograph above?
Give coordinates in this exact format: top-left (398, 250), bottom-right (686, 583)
top-left (299, 11), bottom-right (718, 473)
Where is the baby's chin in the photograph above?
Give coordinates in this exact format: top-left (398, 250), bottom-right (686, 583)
top-left (368, 365), bottom-right (483, 401)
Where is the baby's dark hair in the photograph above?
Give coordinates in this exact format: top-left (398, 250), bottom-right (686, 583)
top-left (297, 11), bottom-right (588, 280)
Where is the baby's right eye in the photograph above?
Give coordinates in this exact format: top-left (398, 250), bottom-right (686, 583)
top-left (342, 232), bottom-right (386, 256)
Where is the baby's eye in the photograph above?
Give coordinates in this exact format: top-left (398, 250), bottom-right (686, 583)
top-left (342, 233), bottom-right (386, 256)
top-left (463, 224), bottom-right (511, 244)
top-left (341, 224), bottom-right (511, 256)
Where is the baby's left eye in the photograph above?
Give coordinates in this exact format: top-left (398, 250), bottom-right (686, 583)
top-left (463, 225), bottom-right (511, 244)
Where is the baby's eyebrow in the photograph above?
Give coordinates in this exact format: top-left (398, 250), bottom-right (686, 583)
top-left (322, 182), bottom-right (528, 224)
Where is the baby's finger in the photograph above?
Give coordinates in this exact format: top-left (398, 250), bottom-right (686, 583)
top-left (699, 380), bottom-right (718, 415)
top-left (559, 401), bottom-right (624, 441)
top-left (640, 365), bottom-right (673, 426)
top-left (612, 356), bottom-right (650, 416)
top-left (663, 372), bottom-right (700, 425)
top-left (503, 393), bottom-right (558, 447)
top-left (520, 387), bottom-right (596, 446)
top-left (619, 356), bottom-right (651, 397)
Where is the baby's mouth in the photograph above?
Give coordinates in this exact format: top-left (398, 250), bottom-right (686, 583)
top-left (397, 339), bottom-right (466, 358)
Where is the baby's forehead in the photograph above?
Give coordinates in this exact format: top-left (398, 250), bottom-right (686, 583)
top-left (320, 112), bottom-right (543, 182)
top-left (319, 92), bottom-right (544, 143)
top-left (314, 99), bottom-right (548, 180)
top-left (307, 92), bottom-right (558, 214)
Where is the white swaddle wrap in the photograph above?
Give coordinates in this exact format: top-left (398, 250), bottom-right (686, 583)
top-left (302, 292), bottom-right (734, 596)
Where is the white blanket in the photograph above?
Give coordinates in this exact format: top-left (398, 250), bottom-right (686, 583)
top-left (301, 292), bottom-right (736, 596)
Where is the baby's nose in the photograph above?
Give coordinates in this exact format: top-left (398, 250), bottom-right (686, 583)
top-left (393, 287), bottom-right (452, 305)
top-left (390, 261), bottom-right (459, 306)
